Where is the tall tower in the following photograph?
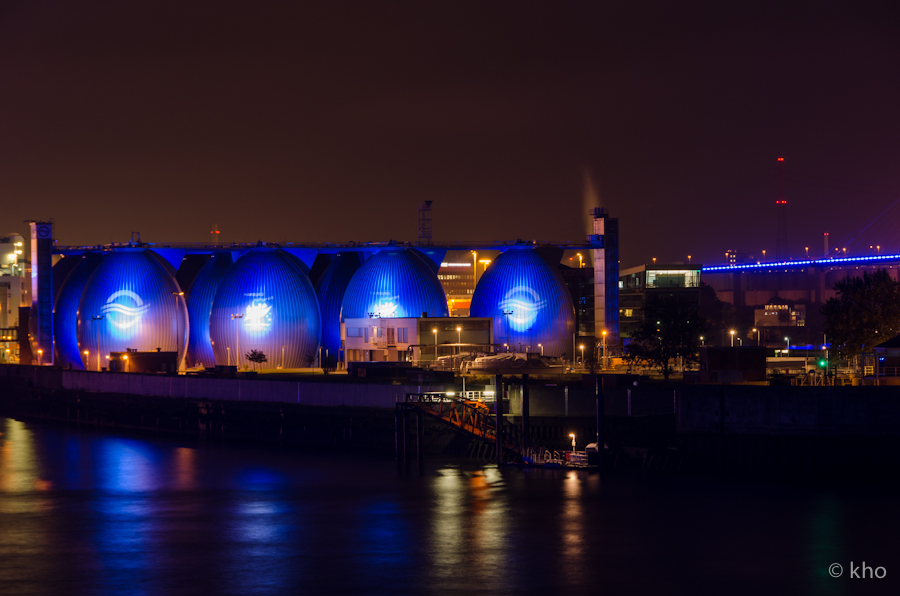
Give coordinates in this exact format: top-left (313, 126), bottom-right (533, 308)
top-left (775, 157), bottom-right (788, 261)
top-left (29, 220), bottom-right (54, 365)
top-left (418, 201), bottom-right (433, 245)
top-left (590, 208), bottom-right (619, 347)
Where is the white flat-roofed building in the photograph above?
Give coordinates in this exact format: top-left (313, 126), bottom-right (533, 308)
top-left (342, 316), bottom-right (493, 366)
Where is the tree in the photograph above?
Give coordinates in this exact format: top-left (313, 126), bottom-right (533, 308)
top-left (245, 349), bottom-right (268, 369)
top-left (625, 294), bottom-right (707, 382)
top-left (823, 269), bottom-right (900, 360)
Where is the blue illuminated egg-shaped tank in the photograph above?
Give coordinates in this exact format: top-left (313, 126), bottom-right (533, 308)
top-left (340, 248), bottom-right (449, 320)
top-left (77, 249), bottom-right (189, 369)
top-left (470, 247), bottom-right (575, 358)
top-left (54, 253), bottom-right (102, 369)
top-left (209, 248), bottom-right (320, 369)
top-left (185, 252), bottom-right (234, 368)
top-left (315, 252), bottom-right (362, 363)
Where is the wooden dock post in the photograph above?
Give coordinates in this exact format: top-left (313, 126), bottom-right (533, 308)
top-left (494, 373), bottom-right (503, 466)
top-left (416, 410), bottom-right (424, 472)
top-left (395, 405), bottom-right (404, 463)
top-left (521, 374), bottom-right (530, 452)
top-left (596, 375), bottom-right (604, 471)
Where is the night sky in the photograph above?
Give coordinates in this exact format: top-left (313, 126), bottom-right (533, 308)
top-left (2, 1), bottom-right (899, 267)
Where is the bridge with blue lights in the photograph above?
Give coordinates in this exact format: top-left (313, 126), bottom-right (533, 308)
top-left (703, 253), bottom-right (900, 273)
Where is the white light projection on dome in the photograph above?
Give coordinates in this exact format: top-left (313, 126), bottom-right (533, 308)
top-left (368, 293), bottom-right (401, 318)
top-left (470, 247), bottom-right (575, 358)
top-left (244, 292), bottom-right (274, 331)
top-left (101, 290), bottom-right (150, 330)
top-left (497, 285), bottom-right (548, 331)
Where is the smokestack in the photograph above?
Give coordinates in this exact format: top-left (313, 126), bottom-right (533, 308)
top-left (824, 232), bottom-right (829, 258)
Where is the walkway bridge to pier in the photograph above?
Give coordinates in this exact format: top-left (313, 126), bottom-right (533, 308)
top-left (396, 393), bottom-right (526, 463)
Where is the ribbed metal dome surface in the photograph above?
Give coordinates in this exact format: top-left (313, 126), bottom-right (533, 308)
top-left (340, 248), bottom-right (449, 320)
top-left (470, 247), bottom-right (575, 358)
top-left (77, 249), bottom-right (189, 370)
top-left (209, 248), bottom-right (320, 369)
top-left (53, 253), bottom-right (102, 369)
top-left (185, 252), bottom-right (233, 368)
top-left (315, 252), bottom-right (362, 363)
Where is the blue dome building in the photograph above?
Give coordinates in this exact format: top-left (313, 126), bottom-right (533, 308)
top-left (209, 248), bottom-right (320, 369)
top-left (315, 252), bottom-right (362, 364)
top-left (470, 247), bottom-right (575, 358)
top-left (77, 249), bottom-right (189, 370)
top-left (340, 248), bottom-right (448, 321)
top-left (185, 252), bottom-right (234, 368)
top-left (53, 253), bottom-right (102, 369)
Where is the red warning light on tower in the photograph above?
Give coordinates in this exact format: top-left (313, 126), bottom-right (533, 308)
top-left (777, 157), bottom-right (784, 162)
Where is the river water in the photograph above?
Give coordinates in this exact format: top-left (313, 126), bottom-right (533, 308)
top-left (0, 416), bottom-right (897, 595)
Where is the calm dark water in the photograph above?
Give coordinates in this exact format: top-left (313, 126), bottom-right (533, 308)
top-left (0, 417), bottom-right (897, 596)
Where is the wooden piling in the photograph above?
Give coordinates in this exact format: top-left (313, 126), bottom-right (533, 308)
top-left (521, 374), bottom-right (530, 452)
top-left (494, 373), bottom-right (503, 466)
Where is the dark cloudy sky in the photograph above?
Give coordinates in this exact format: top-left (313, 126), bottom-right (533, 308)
top-left (2, 1), bottom-right (899, 267)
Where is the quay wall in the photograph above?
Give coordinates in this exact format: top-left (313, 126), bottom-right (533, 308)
top-left (3, 364), bottom-right (900, 476)
top-left (0, 363), bottom-right (421, 408)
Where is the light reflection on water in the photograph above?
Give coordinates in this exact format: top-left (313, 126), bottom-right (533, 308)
top-left (0, 417), bottom-right (898, 595)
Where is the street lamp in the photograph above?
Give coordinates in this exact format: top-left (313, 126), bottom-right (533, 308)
top-left (91, 315), bottom-right (104, 371)
top-left (502, 310), bottom-right (513, 350)
top-left (729, 330), bottom-right (735, 347)
top-left (602, 330), bottom-right (608, 369)
top-left (579, 344), bottom-right (584, 368)
top-left (122, 354), bottom-right (129, 372)
top-left (784, 337), bottom-right (790, 354)
top-left (538, 343), bottom-right (543, 356)
top-left (752, 328), bottom-right (759, 346)
top-left (231, 313), bottom-right (244, 368)
top-left (471, 251), bottom-right (478, 290)
top-left (172, 291), bottom-right (184, 371)
top-left (37, 349), bottom-right (42, 366)
top-left (83, 350), bottom-right (89, 370)
top-left (432, 328), bottom-right (438, 362)
top-left (569, 433), bottom-right (576, 452)
top-left (576, 253), bottom-right (583, 268)
top-left (700, 336), bottom-right (705, 346)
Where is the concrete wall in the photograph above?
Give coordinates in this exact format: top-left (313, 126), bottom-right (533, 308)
top-left (0, 363), bottom-right (424, 409)
top-left (677, 384), bottom-right (900, 436)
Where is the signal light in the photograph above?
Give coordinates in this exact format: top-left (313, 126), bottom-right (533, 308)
top-left (819, 359), bottom-right (827, 368)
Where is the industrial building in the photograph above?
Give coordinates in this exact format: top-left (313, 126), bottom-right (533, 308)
top-left (0, 233), bottom-right (27, 363)
top-left (20, 209), bottom-right (619, 371)
top-left (342, 316), bottom-right (493, 365)
top-left (618, 264), bottom-right (702, 339)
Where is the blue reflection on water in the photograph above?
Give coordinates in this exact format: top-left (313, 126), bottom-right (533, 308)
top-left (95, 438), bottom-right (163, 493)
top-left (235, 467), bottom-right (288, 490)
top-left (3, 417), bottom-right (900, 595)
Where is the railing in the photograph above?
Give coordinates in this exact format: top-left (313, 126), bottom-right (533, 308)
top-left (55, 238), bottom-right (605, 253)
top-left (403, 393), bottom-right (524, 455)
